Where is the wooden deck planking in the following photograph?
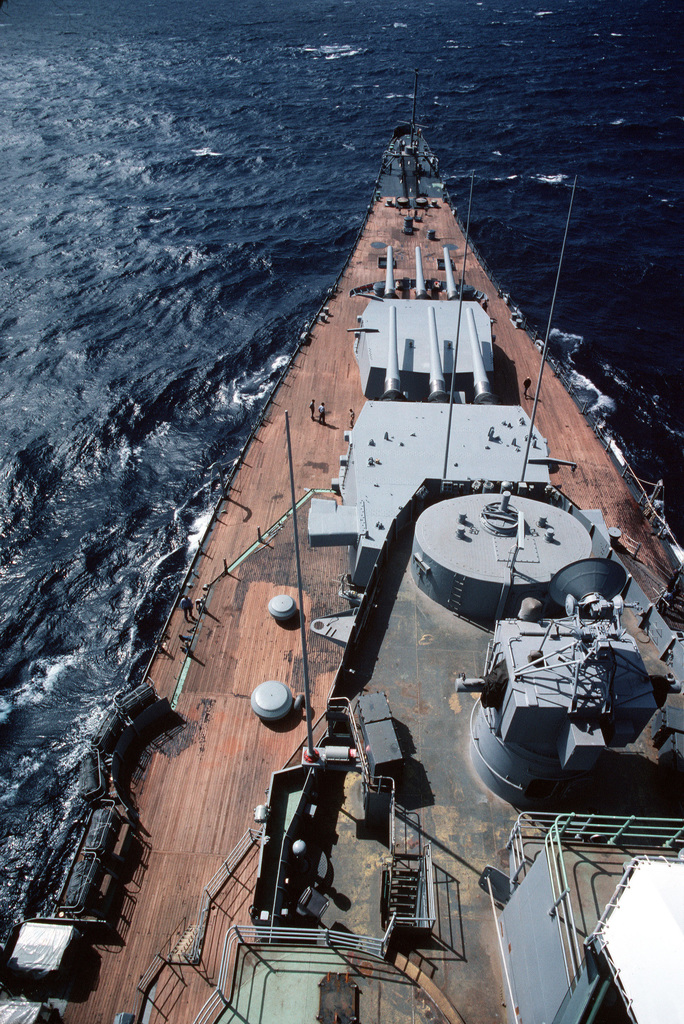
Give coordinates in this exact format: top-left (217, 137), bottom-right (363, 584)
top-left (66, 195), bottom-right (672, 1024)
top-left (66, 222), bottom-right (371, 1023)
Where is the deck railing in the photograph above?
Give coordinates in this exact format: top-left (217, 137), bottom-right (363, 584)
top-left (187, 827), bottom-right (262, 964)
top-left (506, 812), bottom-right (684, 991)
top-left (193, 918), bottom-right (397, 1024)
top-left (137, 164), bottom-right (382, 696)
top-left (135, 828), bottom-right (262, 1022)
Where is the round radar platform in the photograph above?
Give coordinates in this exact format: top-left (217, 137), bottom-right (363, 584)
top-left (268, 594), bottom-right (297, 621)
top-left (250, 680), bottom-right (294, 722)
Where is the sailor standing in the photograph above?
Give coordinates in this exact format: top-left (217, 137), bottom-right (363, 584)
top-left (318, 402), bottom-right (326, 425)
top-left (180, 595), bottom-right (196, 622)
top-left (309, 399), bottom-right (315, 420)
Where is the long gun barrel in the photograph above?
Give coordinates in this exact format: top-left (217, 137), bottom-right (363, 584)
top-left (443, 245), bottom-right (458, 300)
top-left (383, 304), bottom-right (402, 400)
top-left (385, 245), bottom-right (396, 298)
top-left (467, 307), bottom-right (497, 405)
top-left (428, 306), bottom-right (447, 402)
top-left (415, 245), bottom-right (427, 299)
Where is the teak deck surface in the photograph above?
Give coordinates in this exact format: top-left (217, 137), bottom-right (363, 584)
top-left (66, 195), bottom-right (671, 1024)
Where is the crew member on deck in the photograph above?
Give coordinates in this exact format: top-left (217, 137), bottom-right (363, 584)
top-left (180, 595), bottom-right (196, 622)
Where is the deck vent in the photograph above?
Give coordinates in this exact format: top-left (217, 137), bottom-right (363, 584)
top-left (268, 594), bottom-right (297, 621)
top-left (251, 681), bottom-right (293, 722)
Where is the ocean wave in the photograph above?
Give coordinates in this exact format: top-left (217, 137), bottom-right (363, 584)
top-left (298, 44), bottom-right (364, 59)
top-left (230, 354), bottom-right (291, 412)
top-left (550, 330), bottom-right (616, 417)
top-left (13, 657), bottom-right (80, 708)
top-left (533, 173), bottom-right (569, 185)
top-left (187, 507), bottom-right (215, 555)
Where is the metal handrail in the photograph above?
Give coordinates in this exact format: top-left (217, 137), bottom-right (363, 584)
top-left (509, 811), bottom-right (684, 851)
top-left (193, 920), bottom-right (396, 1024)
top-left (504, 811), bottom-right (684, 989)
top-left (187, 827), bottom-right (262, 963)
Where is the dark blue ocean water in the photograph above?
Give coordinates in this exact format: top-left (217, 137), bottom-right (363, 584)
top-left (1, 0), bottom-right (683, 935)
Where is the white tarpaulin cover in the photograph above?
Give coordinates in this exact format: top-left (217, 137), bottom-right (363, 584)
top-left (0, 1007), bottom-right (43, 1024)
top-left (0, 1003), bottom-right (43, 1024)
top-left (7, 920), bottom-right (77, 977)
top-left (594, 857), bottom-right (684, 1024)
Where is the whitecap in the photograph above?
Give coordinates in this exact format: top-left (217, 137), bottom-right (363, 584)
top-left (15, 657), bottom-right (80, 708)
top-left (393, 23), bottom-right (408, 29)
top-left (325, 50), bottom-right (362, 59)
top-left (191, 148), bottom-right (222, 158)
top-left (535, 10), bottom-right (554, 16)
top-left (187, 507), bottom-right (214, 555)
top-left (534, 173), bottom-right (568, 185)
top-left (550, 330), bottom-right (616, 417)
top-left (0, 697), bottom-right (11, 725)
top-left (550, 328), bottom-right (583, 357)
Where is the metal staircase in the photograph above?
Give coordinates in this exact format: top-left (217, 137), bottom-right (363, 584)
top-left (382, 808), bottom-right (435, 931)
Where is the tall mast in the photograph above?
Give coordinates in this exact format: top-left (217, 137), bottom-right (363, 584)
top-left (410, 68), bottom-right (418, 148)
top-left (521, 178), bottom-right (577, 481)
top-left (285, 411), bottom-right (316, 762)
top-left (442, 170), bottom-right (475, 479)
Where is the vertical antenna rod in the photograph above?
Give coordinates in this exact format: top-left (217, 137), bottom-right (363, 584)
top-left (442, 170), bottom-right (475, 480)
top-left (285, 411), bottom-right (316, 761)
top-left (521, 177), bottom-right (577, 481)
top-left (410, 68), bottom-right (418, 148)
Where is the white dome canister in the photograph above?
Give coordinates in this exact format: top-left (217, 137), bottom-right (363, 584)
top-left (251, 680), bottom-right (294, 721)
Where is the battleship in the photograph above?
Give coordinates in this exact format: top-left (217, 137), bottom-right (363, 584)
top-left (2, 98), bottom-right (684, 1024)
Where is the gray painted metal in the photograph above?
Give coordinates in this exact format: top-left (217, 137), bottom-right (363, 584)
top-left (384, 244), bottom-right (396, 298)
top-left (411, 493), bottom-right (590, 619)
top-left (467, 306), bottom-right (497, 404)
top-left (383, 304), bottom-right (402, 399)
top-left (471, 609), bottom-right (656, 804)
top-left (427, 306), bottom-right (447, 402)
top-left (499, 852), bottom-right (571, 1024)
top-left (443, 245), bottom-right (458, 300)
top-left (414, 245), bottom-right (427, 299)
top-left (356, 297), bottom-right (493, 402)
top-left (307, 402), bottom-right (550, 587)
